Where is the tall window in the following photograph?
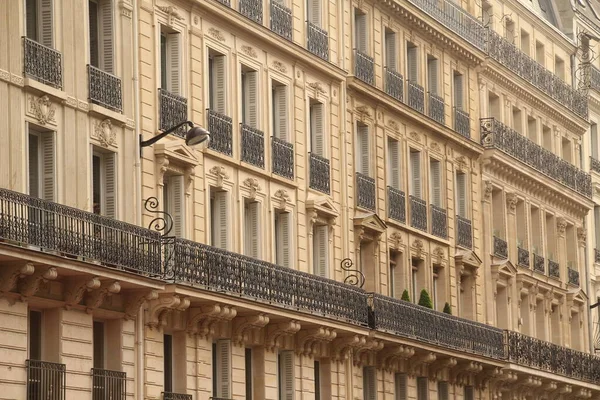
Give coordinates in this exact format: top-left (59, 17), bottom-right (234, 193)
top-left (310, 101), bottom-right (325, 156)
top-left (26, 0), bottom-right (53, 47)
top-left (536, 41), bottom-right (545, 66)
top-left (241, 67), bottom-right (258, 128)
top-left (244, 199), bottom-right (261, 259)
top-left (453, 71), bottom-right (464, 110)
top-left (592, 123), bottom-right (598, 159)
top-left (314, 360), bottom-right (321, 400)
top-left (307, 0), bottom-right (321, 27)
top-left (278, 351), bottom-right (294, 400)
top-left (275, 211), bottom-right (292, 267)
top-left (272, 82), bottom-right (289, 141)
top-left (163, 175), bottom-right (185, 237)
top-left (409, 149), bottom-right (421, 198)
top-left (385, 29), bottom-right (397, 71)
top-left (555, 56), bottom-right (565, 80)
top-left (354, 9), bottom-right (367, 53)
top-left (29, 310), bottom-right (42, 361)
top-left (543, 125), bottom-right (553, 151)
top-left (416, 377), bottom-right (428, 400)
top-left (406, 42), bottom-right (418, 83)
top-left (464, 386), bottom-right (474, 400)
top-left (595, 206), bottom-right (600, 249)
top-left (28, 128), bottom-right (55, 201)
top-left (245, 348), bottom-right (253, 400)
top-left (394, 373), bottom-right (407, 400)
top-left (210, 190), bottom-right (229, 250)
top-left (438, 382), bottom-right (449, 400)
top-left (313, 224), bottom-right (329, 278)
top-left (92, 151), bottom-right (116, 218)
top-left (89, 0), bottom-right (114, 73)
top-left (521, 30), bottom-right (530, 56)
top-left (164, 334), bottom-right (173, 393)
top-left (512, 107), bottom-right (522, 133)
top-left (160, 29), bottom-right (181, 94)
top-left (212, 340), bottom-right (232, 399)
top-left (527, 116), bottom-right (537, 143)
top-left (429, 158), bottom-right (441, 208)
top-left (363, 367), bottom-right (376, 400)
top-left (208, 50), bottom-right (226, 113)
top-left (387, 138), bottom-right (401, 190)
top-left (93, 321), bottom-right (105, 369)
top-left (432, 267), bottom-right (439, 311)
top-left (427, 55), bottom-right (439, 95)
top-left (389, 251), bottom-right (397, 298)
top-left (356, 124), bottom-right (370, 176)
top-left (456, 171), bottom-right (467, 218)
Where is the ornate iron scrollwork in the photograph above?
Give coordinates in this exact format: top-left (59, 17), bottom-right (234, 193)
top-left (340, 258), bottom-right (365, 289)
top-left (144, 197), bottom-right (176, 280)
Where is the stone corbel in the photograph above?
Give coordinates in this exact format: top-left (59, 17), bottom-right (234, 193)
top-left (450, 361), bottom-right (483, 386)
top-left (296, 327), bottom-right (337, 357)
top-left (85, 281), bottom-right (121, 313)
top-left (265, 320), bottom-right (301, 351)
top-left (388, 232), bottom-right (403, 252)
top-left (0, 263), bottom-right (35, 294)
top-left (274, 189), bottom-right (290, 210)
top-left (353, 339), bottom-right (384, 367)
top-left (408, 352), bottom-right (437, 376)
top-left (577, 227), bottom-right (587, 248)
top-left (539, 381), bottom-right (557, 395)
top-left (232, 314), bottom-right (270, 346)
top-left (575, 388), bottom-right (592, 399)
top-left (186, 304), bottom-right (237, 338)
top-left (556, 218), bottom-right (567, 237)
top-left (511, 376), bottom-right (542, 398)
top-left (156, 155), bottom-right (170, 186)
top-left (243, 178), bottom-right (262, 201)
top-left (124, 290), bottom-right (159, 320)
top-left (19, 267), bottom-right (57, 300)
top-left (476, 367), bottom-right (502, 391)
top-left (332, 335), bottom-right (367, 361)
top-left (429, 357), bottom-right (457, 380)
top-left (489, 370), bottom-right (518, 395)
top-left (64, 277), bottom-right (101, 309)
top-left (505, 193), bottom-right (518, 214)
top-left (378, 345), bottom-right (415, 372)
top-left (209, 166), bottom-right (229, 188)
top-left (146, 295), bottom-right (190, 328)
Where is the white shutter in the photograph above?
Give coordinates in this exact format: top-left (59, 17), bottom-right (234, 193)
top-left (216, 339), bottom-right (231, 398)
top-left (438, 382), bottom-right (448, 400)
top-left (595, 207), bottom-right (600, 248)
top-left (311, 103), bottom-right (324, 156)
top-left (394, 374), bottom-right (407, 400)
top-left (274, 85), bottom-right (288, 141)
top-left (276, 212), bottom-right (291, 267)
top-left (417, 377), bottom-right (428, 400)
top-left (40, 0), bottom-right (53, 48)
top-left (592, 123), bottom-right (598, 159)
top-left (245, 201), bottom-right (261, 258)
top-left (28, 133), bottom-right (40, 198)
top-left (99, 0), bottom-right (114, 73)
top-left (41, 133), bottom-right (55, 202)
top-left (308, 0), bottom-right (321, 27)
top-left (355, 12), bottom-right (367, 53)
top-left (388, 139), bottom-right (400, 189)
top-left (428, 58), bottom-right (438, 95)
top-left (363, 367), bottom-right (377, 400)
top-left (430, 159), bottom-right (441, 207)
top-left (213, 55), bottom-right (226, 114)
top-left (410, 151), bottom-right (421, 198)
top-left (454, 73), bottom-right (464, 110)
top-left (212, 191), bottom-right (229, 249)
top-left (407, 45), bottom-right (418, 82)
top-left (313, 225), bottom-right (328, 278)
top-left (167, 33), bottom-right (181, 95)
top-left (245, 71), bottom-right (258, 128)
top-left (26, 0), bottom-right (38, 41)
top-left (103, 153), bottom-right (116, 218)
top-left (386, 32), bottom-right (397, 71)
top-left (357, 125), bottom-right (370, 176)
top-left (456, 172), bottom-right (467, 218)
top-left (279, 351), bottom-right (294, 400)
top-left (169, 175), bottom-right (184, 238)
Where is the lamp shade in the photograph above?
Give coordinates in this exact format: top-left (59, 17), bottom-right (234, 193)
top-left (185, 126), bottom-right (210, 147)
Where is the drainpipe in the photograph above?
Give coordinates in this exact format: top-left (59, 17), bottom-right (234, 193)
top-left (133, 0), bottom-right (142, 226)
top-left (136, 310), bottom-right (144, 400)
top-left (585, 218), bottom-right (594, 353)
top-left (339, 0), bottom-right (349, 263)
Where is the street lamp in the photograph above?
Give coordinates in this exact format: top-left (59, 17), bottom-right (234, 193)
top-left (140, 120), bottom-right (210, 152)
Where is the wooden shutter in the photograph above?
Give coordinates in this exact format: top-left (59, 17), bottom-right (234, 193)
top-left (410, 150), bottom-right (421, 198)
top-left (213, 55), bottom-right (226, 114)
top-left (279, 351), bottom-right (294, 400)
top-left (357, 124), bottom-right (370, 176)
top-left (212, 191), bottom-right (228, 250)
top-left (99, 0), bottom-right (113, 73)
top-left (430, 159), bottom-right (441, 207)
top-left (216, 339), bottom-right (231, 398)
top-left (28, 133), bottom-right (40, 198)
top-left (407, 44), bottom-right (418, 82)
top-left (276, 212), bottom-right (291, 267)
top-left (363, 367), bottom-right (377, 400)
top-left (311, 103), bottom-right (324, 156)
top-left (456, 172), bottom-right (467, 218)
top-left (394, 373), bottom-right (407, 400)
top-left (313, 225), bottom-right (328, 278)
top-left (246, 201), bottom-right (261, 258)
top-left (167, 33), bottom-right (181, 94)
top-left (464, 386), bottom-right (474, 400)
top-left (309, 0), bottom-right (321, 26)
top-left (454, 73), bottom-right (464, 110)
top-left (40, 0), bottom-right (53, 48)
top-left (438, 382), bottom-right (449, 400)
top-left (388, 138), bottom-right (400, 189)
top-left (169, 175), bottom-right (185, 237)
top-left (274, 85), bottom-right (288, 141)
top-left (245, 71), bottom-right (258, 128)
top-left (103, 152), bottom-right (116, 218)
top-left (386, 31), bottom-right (397, 71)
top-left (41, 133), bottom-right (55, 202)
top-left (592, 123), bottom-right (598, 159)
top-left (355, 12), bottom-right (367, 53)
top-left (427, 57), bottom-right (438, 95)
top-left (417, 377), bottom-right (428, 400)
top-left (26, 0), bottom-right (38, 41)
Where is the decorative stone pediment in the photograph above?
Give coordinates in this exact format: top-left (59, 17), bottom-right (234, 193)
top-left (154, 143), bottom-right (199, 166)
top-left (491, 259), bottom-right (517, 280)
top-left (92, 119), bottom-right (117, 148)
top-left (353, 211), bottom-right (386, 237)
top-left (28, 95), bottom-right (56, 126)
top-left (307, 195), bottom-right (339, 219)
top-left (454, 248), bottom-right (482, 273)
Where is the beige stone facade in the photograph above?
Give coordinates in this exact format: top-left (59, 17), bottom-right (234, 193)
top-left (1, 0), bottom-right (600, 399)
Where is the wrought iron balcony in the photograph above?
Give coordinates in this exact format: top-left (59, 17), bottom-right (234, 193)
top-left (23, 37), bottom-right (63, 89)
top-left (481, 118), bottom-right (592, 198)
top-left (0, 188), bottom-right (162, 276)
top-left (307, 22), bottom-right (329, 61)
top-left (568, 267), bottom-right (580, 286)
top-left (428, 93), bottom-right (445, 125)
top-left (272, 137), bottom-right (294, 179)
top-left (162, 393), bottom-right (192, 400)
top-left (207, 109), bottom-right (233, 156)
top-left (239, 0), bottom-right (262, 24)
top-left (548, 260), bottom-right (560, 279)
top-left (172, 239), bottom-right (370, 325)
top-left (591, 65), bottom-right (600, 92)
top-left (385, 68), bottom-right (404, 102)
top-left (407, 81), bottom-right (425, 114)
top-left (370, 294), bottom-right (505, 359)
top-left (456, 215), bottom-right (472, 249)
top-left (270, 1), bottom-right (292, 41)
top-left (159, 89), bottom-right (187, 137)
top-left (387, 186), bottom-right (406, 223)
top-left (356, 173), bottom-right (376, 211)
top-left (493, 236), bottom-right (508, 258)
top-left (591, 157), bottom-right (600, 173)
top-left (487, 31), bottom-right (587, 119)
top-left (533, 253), bottom-right (545, 274)
top-left (88, 66), bottom-right (123, 113)
top-left (410, 196), bottom-right (427, 231)
top-left (354, 50), bottom-right (374, 86)
top-left (454, 108), bottom-right (470, 139)
top-left (517, 247), bottom-right (530, 268)
top-left (595, 248), bottom-right (600, 263)
top-left (506, 331), bottom-right (600, 384)
top-left (430, 205), bottom-right (447, 239)
top-left (27, 360), bottom-right (66, 400)
top-left (309, 153), bottom-right (330, 194)
top-left (92, 368), bottom-right (126, 400)
top-left (240, 124), bottom-right (265, 168)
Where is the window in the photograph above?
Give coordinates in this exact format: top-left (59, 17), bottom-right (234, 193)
top-left (278, 351), bottom-right (294, 400)
top-left (464, 386), bottom-right (474, 400)
top-left (555, 56), bottom-right (565, 80)
top-left (92, 151), bottom-right (116, 218)
top-left (163, 175), bottom-right (185, 237)
top-left (456, 171), bottom-right (467, 218)
top-left (562, 138), bottom-right (572, 164)
top-left (410, 149), bottom-right (421, 198)
top-left (313, 224), bottom-right (329, 278)
top-left (536, 41), bottom-right (545, 66)
top-left (394, 374), bottom-right (407, 400)
top-left (242, 67), bottom-right (258, 128)
top-left (314, 360), bottom-right (321, 400)
top-left (160, 29), bottom-right (181, 94)
top-left (307, 0), bottom-right (321, 27)
top-left (244, 199), bottom-right (261, 259)
top-left (272, 82), bottom-right (289, 141)
top-left (438, 382), bottom-right (449, 400)
top-left (527, 116), bottom-right (537, 143)
top-left (164, 334), bottom-right (173, 392)
top-left (488, 92), bottom-right (500, 120)
top-left (521, 30), bottom-right (530, 56)
top-left (453, 71), bottom-right (464, 110)
top-left (310, 101), bottom-right (325, 156)
top-left (432, 268), bottom-right (439, 311)
top-left (29, 310), bottom-right (42, 360)
top-left (212, 340), bottom-right (232, 399)
top-left (387, 138), bottom-right (401, 190)
top-left (210, 190), bottom-right (229, 250)
top-left (593, 123), bottom-right (599, 159)
top-left (385, 29), bottom-right (397, 71)
top-left (245, 348), bottom-right (253, 400)
top-left (275, 211), bottom-right (292, 267)
top-left (89, 0), bottom-right (114, 73)
top-left (429, 158), bottom-right (441, 208)
top-left (411, 258), bottom-right (419, 303)
top-left (389, 251), bottom-right (402, 298)
top-left (505, 20), bottom-right (515, 44)
top-left (417, 377), bottom-right (428, 400)
top-left (543, 125), bottom-right (553, 151)
top-left (208, 50), bottom-right (226, 114)
top-left (595, 206), bottom-right (600, 249)
top-left (93, 321), bottom-right (105, 369)
top-left (427, 55), bottom-right (439, 95)
top-left (354, 9), bottom-right (367, 53)
top-left (406, 42), bottom-right (418, 82)
top-left (363, 367), bottom-right (376, 400)
top-left (356, 124), bottom-right (370, 176)
top-left (512, 107), bottom-right (522, 133)
top-left (26, 0), bottom-right (53, 47)
top-left (28, 128), bottom-right (55, 201)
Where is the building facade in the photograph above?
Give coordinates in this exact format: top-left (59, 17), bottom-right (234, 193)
top-left (0, 0), bottom-right (599, 399)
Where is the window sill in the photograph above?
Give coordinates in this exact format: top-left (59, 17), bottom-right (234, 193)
top-left (89, 103), bottom-right (128, 124)
top-left (24, 78), bottom-right (67, 101)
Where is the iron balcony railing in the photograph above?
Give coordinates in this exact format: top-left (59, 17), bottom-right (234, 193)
top-left (487, 30), bottom-right (587, 119)
top-left (172, 239), bottom-right (370, 325)
top-left (23, 37), bottom-right (63, 89)
top-left (159, 89), bottom-right (187, 137)
top-left (162, 392), bottom-right (192, 400)
top-left (591, 65), bottom-right (600, 92)
top-left (92, 368), bottom-right (126, 400)
top-left (591, 157), bottom-right (600, 173)
top-left (354, 50), bottom-right (375, 86)
top-left (506, 331), bottom-right (600, 384)
top-left (454, 108), bottom-right (470, 139)
top-left (88, 66), bottom-right (123, 113)
top-left (410, 196), bottom-right (427, 231)
top-left (481, 118), bottom-right (592, 198)
top-left (407, 81), bottom-right (425, 114)
top-left (568, 267), bottom-right (580, 286)
top-left (309, 153), bottom-right (330, 194)
top-left (207, 109), bottom-right (233, 156)
top-left (356, 173), bottom-right (376, 211)
top-left (239, 0), bottom-right (263, 24)
top-left (272, 137), bottom-right (294, 179)
top-left (240, 124), bottom-right (265, 168)
top-left (493, 236), bottom-right (508, 258)
top-left (548, 260), bottom-right (560, 279)
top-left (385, 68), bottom-right (404, 102)
top-left (0, 188), bottom-right (162, 276)
top-left (533, 253), bottom-right (545, 274)
top-left (428, 93), bottom-right (445, 125)
top-left (307, 22), bottom-right (329, 61)
top-left (518, 247), bottom-right (530, 268)
top-left (387, 186), bottom-right (406, 223)
top-left (595, 248), bottom-right (600, 263)
top-left (456, 215), bottom-right (472, 249)
top-left (270, 1), bottom-right (292, 41)
top-left (430, 205), bottom-right (447, 239)
top-left (371, 294), bottom-right (505, 359)
top-left (27, 360), bottom-right (66, 400)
